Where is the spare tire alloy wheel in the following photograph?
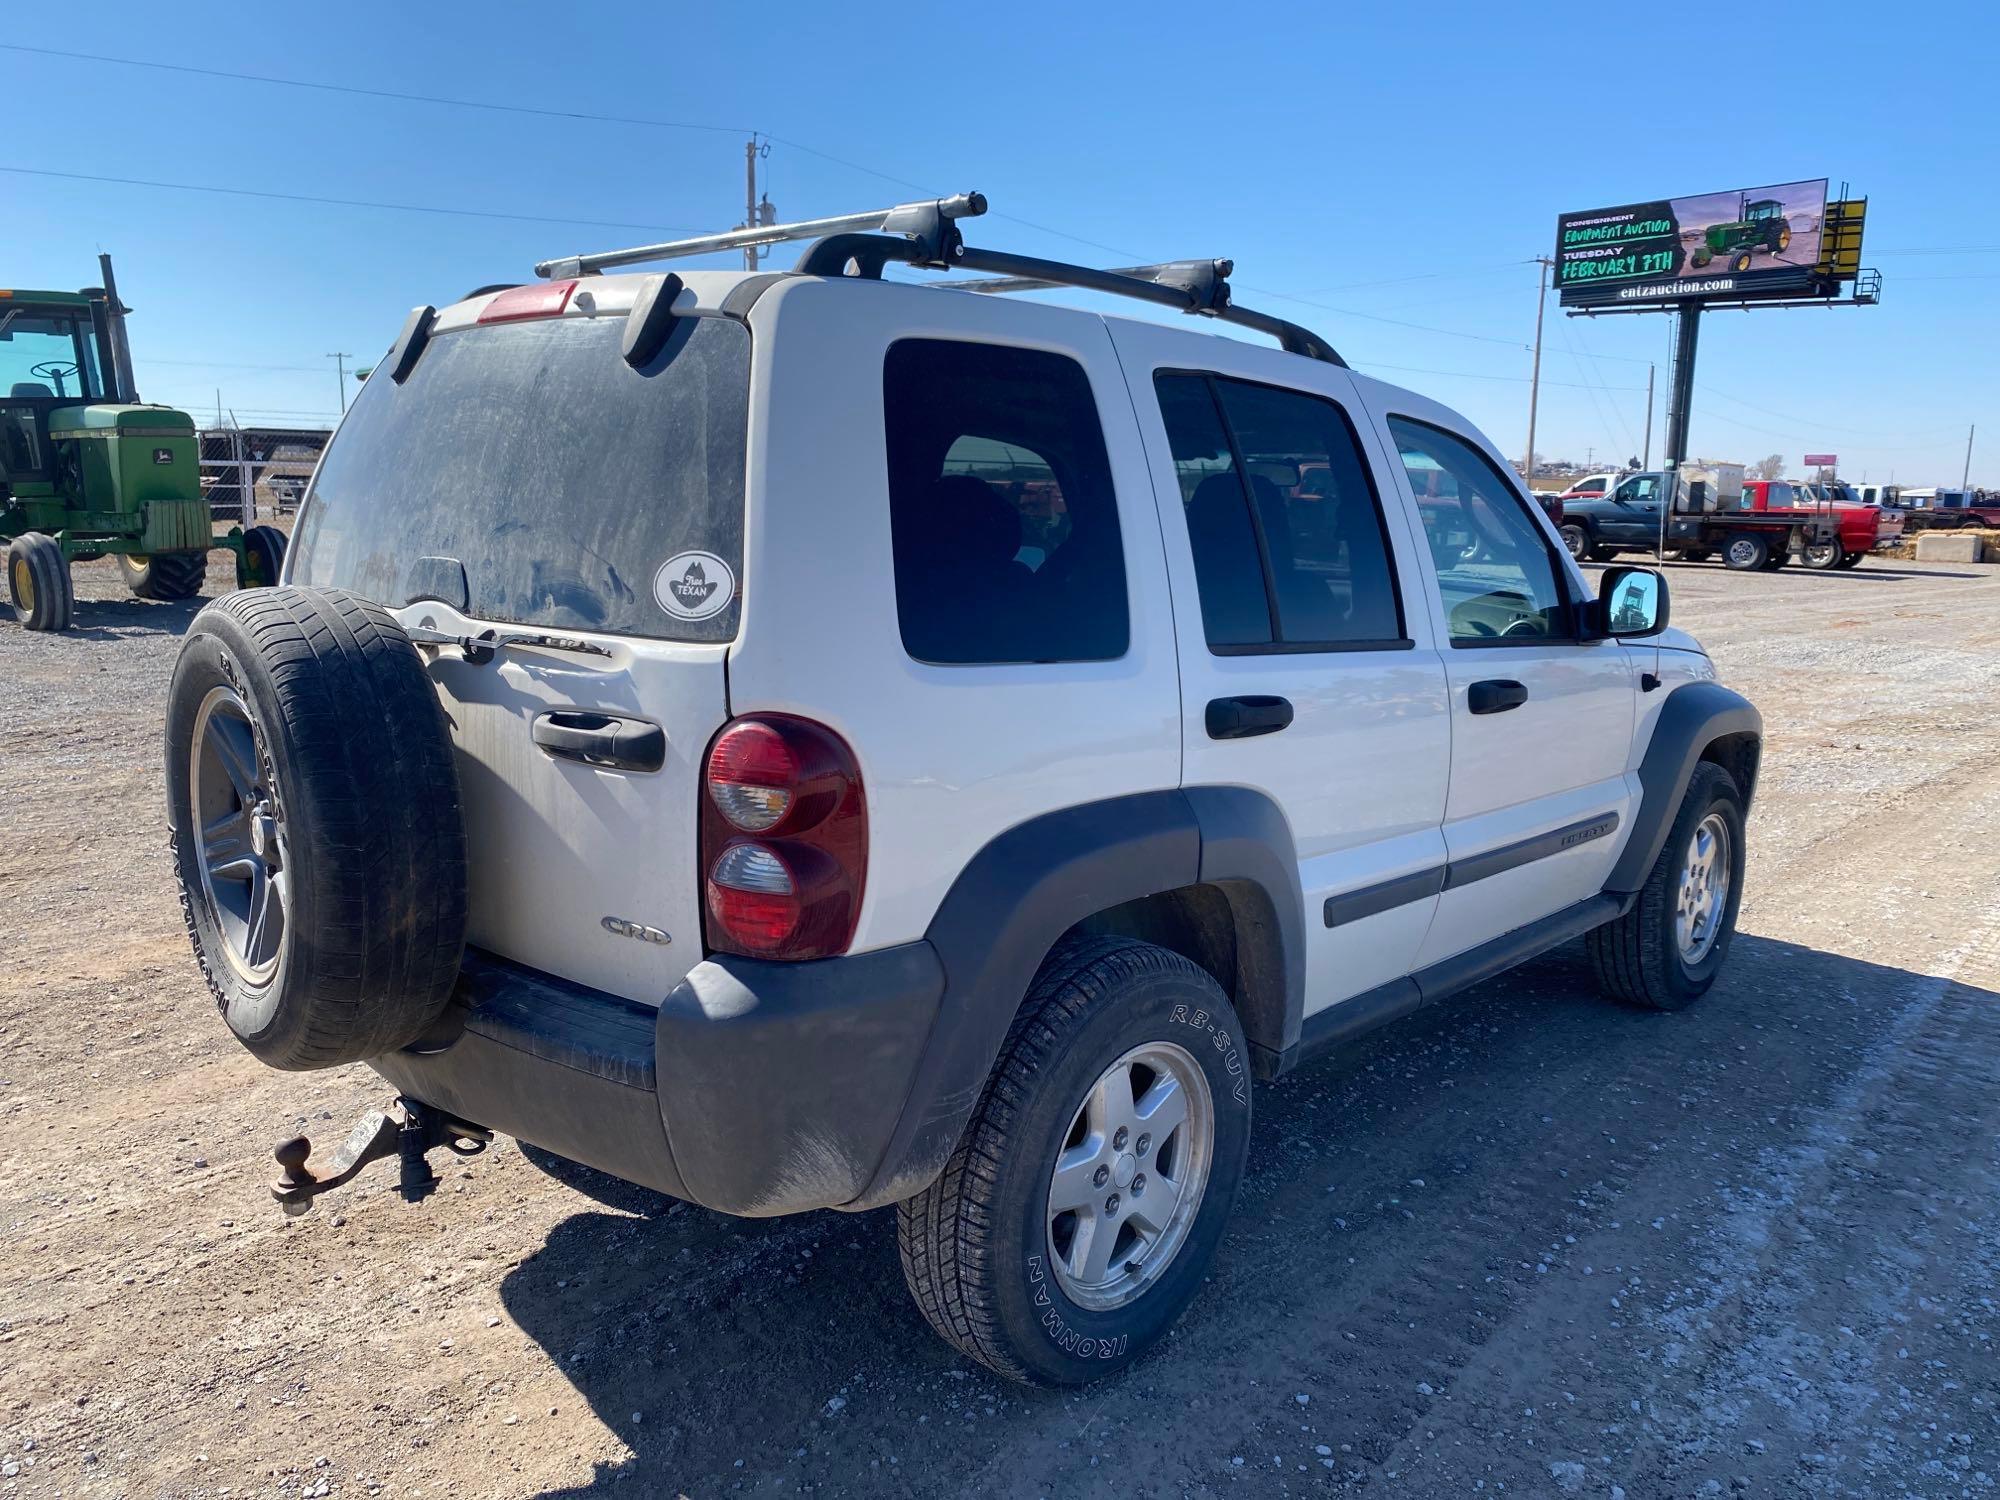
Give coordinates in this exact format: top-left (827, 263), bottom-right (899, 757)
top-left (166, 587), bottom-right (468, 1070)
top-left (191, 685), bottom-right (288, 983)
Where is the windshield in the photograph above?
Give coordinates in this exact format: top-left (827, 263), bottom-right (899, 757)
top-left (291, 313), bottom-right (750, 641)
top-left (0, 308), bottom-right (103, 402)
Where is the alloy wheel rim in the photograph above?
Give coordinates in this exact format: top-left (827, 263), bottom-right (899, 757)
top-left (12, 557), bottom-right (33, 611)
top-left (1729, 540), bottom-right (1757, 565)
top-left (1675, 812), bottom-right (1731, 964)
top-left (190, 685), bottom-right (288, 984)
top-left (1045, 1040), bottom-right (1214, 1312)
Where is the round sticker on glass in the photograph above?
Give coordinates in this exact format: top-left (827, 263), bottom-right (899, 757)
top-left (654, 551), bottom-right (735, 621)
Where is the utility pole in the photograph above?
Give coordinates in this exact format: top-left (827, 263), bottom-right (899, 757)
top-left (741, 135), bottom-right (774, 270)
top-left (326, 352), bottom-right (352, 415)
top-left (1641, 364), bottom-right (1655, 469)
top-left (1523, 257), bottom-right (1549, 484)
top-left (1965, 424), bottom-right (1977, 488)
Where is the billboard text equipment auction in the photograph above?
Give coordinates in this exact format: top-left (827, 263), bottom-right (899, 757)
top-left (1556, 178), bottom-right (1835, 308)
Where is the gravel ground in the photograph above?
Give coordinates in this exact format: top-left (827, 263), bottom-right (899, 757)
top-left (2, 549), bottom-right (1997, 1499)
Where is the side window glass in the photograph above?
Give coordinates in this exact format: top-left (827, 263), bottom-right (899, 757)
top-left (1154, 374), bottom-right (1273, 648)
top-left (1209, 379), bottom-right (1404, 646)
top-left (1153, 372), bottom-right (1406, 651)
top-left (1389, 417), bottom-right (1569, 645)
top-left (883, 340), bottom-right (1128, 665)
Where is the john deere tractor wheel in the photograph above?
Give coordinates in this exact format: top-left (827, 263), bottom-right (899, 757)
top-left (8, 532), bottom-right (74, 631)
top-left (1731, 251), bottom-right (1754, 273)
top-left (118, 550), bottom-right (208, 601)
top-left (1776, 224), bottom-right (1793, 252)
top-left (237, 525), bottom-right (287, 590)
top-left (1691, 247), bottom-right (1713, 269)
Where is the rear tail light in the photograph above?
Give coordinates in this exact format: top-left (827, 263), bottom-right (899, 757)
top-left (701, 715), bottom-right (865, 960)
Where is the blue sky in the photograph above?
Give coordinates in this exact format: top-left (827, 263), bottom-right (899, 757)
top-left (8, 1), bottom-right (1995, 485)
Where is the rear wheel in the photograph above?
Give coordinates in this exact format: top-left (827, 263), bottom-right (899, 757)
top-left (1559, 524), bottom-right (1589, 560)
top-left (7, 532), bottom-right (73, 631)
top-left (117, 549), bottom-right (208, 600)
top-left (1589, 762), bottom-right (1746, 1011)
top-left (237, 524), bottom-right (287, 590)
top-left (897, 937), bottom-right (1253, 1384)
top-left (1681, 548), bottom-right (1712, 564)
top-left (1723, 533), bottom-right (1769, 571)
top-left (1803, 539), bottom-right (1842, 569)
top-left (1835, 550), bottom-right (1865, 570)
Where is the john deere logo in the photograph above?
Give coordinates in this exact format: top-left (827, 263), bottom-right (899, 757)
top-left (653, 550), bottom-right (734, 621)
top-left (152, 447), bottom-right (174, 465)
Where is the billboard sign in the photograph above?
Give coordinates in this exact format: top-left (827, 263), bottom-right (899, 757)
top-left (1803, 453), bottom-right (1838, 467)
top-left (1556, 179), bottom-right (1829, 307)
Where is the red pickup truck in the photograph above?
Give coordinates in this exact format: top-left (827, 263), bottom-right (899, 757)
top-left (1738, 479), bottom-right (1903, 570)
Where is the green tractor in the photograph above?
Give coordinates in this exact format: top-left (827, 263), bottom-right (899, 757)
top-left (1688, 197), bottom-right (1795, 273)
top-left (1, 256), bottom-right (285, 631)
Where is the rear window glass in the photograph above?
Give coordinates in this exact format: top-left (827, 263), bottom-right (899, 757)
top-left (883, 339), bottom-right (1128, 665)
top-left (291, 313), bottom-right (749, 642)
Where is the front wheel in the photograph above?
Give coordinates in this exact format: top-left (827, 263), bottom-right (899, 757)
top-left (7, 532), bottom-right (74, 631)
top-left (1588, 762), bottom-right (1746, 1010)
top-left (897, 937), bottom-right (1252, 1384)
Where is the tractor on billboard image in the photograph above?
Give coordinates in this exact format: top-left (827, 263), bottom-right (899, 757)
top-left (1688, 198), bottom-right (1794, 272)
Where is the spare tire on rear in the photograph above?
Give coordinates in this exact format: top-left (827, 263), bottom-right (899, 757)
top-left (165, 586), bottom-right (467, 1070)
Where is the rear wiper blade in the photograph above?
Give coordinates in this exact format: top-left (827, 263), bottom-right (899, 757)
top-left (406, 625), bottom-right (612, 664)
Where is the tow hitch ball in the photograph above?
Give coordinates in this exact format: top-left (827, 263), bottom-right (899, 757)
top-left (270, 1098), bottom-right (492, 1214)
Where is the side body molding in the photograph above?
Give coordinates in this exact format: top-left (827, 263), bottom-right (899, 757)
top-left (1606, 680), bottom-right (1762, 893)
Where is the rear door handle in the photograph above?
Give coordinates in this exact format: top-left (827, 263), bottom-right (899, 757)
top-left (531, 710), bottom-right (666, 772)
top-left (1205, 695), bottom-right (1294, 740)
top-left (1468, 679), bottom-right (1529, 715)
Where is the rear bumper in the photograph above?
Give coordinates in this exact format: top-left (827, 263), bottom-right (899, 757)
top-left (370, 942), bottom-right (946, 1217)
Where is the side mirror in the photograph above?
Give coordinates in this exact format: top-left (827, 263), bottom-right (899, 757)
top-left (1595, 565), bottom-right (1668, 639)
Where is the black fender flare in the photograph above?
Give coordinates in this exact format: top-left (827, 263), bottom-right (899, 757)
top-left (1606, 680), bottom-right (1762, 893)
top-left (845, 787), bottom-right (1302, 1210)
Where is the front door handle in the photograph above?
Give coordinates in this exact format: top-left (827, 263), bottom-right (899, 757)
top-left (532, 710), bottom-right (666, 772)
top-left (1205, 695), bottom-right (1294, 740)
top-left (1468, 679), bottom-right (1529, 715)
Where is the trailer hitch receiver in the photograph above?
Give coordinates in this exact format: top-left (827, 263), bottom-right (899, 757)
top-left (271, 1098), bottom-right (492, 1214)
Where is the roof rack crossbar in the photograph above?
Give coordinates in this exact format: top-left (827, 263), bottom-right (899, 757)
top-left (534, 193), bottom-right (986, 280)
top-left (530, 192), bottom-right (1345, 367)
top-left (936, 251), bottom-right (1345, 365)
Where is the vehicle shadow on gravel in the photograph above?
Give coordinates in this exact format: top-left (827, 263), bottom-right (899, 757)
top-left (498, 930), bottom-right (1973, 1495)
top-left (58, 595), bottom-right (207, 641)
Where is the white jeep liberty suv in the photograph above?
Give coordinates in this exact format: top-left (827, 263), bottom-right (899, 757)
top-left (164, 194), bottom-right (1759, 1384)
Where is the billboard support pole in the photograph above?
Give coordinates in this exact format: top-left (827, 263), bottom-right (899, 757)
top-left (1663, 300), bottom-right (1701, 468)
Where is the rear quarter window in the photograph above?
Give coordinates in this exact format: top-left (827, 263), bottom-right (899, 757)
top-left (883, 339), bottom-right (1128, 665)
top-left (291, 313), bottom-right (749, 642)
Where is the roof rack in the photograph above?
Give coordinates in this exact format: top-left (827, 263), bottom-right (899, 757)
top-left (532, 193), bottom-right (1346, 368)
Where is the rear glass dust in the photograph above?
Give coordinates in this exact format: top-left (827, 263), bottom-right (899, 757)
top-left (291, 313), bottom-right (749, 642)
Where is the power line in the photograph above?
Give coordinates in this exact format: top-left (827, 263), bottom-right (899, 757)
top-left (0, 43), bottom-right (750, 136)
top-left (1, 165), bottom-right (700, 235)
